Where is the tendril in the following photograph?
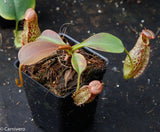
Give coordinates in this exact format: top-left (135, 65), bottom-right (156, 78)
top-left (124, 48), bottom-right (133, 69)
top-left (59, 23), bottom-right (74, 40)
top-left (15, 65), bottom-right (23, 87)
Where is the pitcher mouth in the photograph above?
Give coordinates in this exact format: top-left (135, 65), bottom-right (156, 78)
top-left (141, 29), bottom-right (155, 46)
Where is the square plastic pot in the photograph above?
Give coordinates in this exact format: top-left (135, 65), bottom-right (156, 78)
top-left (14, 33), bottom-right (109, 132)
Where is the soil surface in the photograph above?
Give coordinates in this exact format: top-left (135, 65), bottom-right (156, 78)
top-left (0, 0), bottom-right (160, 132)
top-left (22, 49), bottom-right (106, 96)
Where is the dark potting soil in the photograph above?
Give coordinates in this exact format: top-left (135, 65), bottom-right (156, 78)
top-left (22, 49), bottom-right (106, 96)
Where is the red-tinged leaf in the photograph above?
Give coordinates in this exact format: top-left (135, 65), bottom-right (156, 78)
top-left (16, 38), bottom-right (71, 88)
top-left (21, 8), bottom-right (41, 45)
top-left (18, 40), bottom-right (62, 65)
top-left (37, 29), bottom-right (65, 45)
top-left (123, 29), bottom-right (155, 79)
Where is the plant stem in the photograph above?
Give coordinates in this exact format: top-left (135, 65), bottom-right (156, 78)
top-left (76, 74), bottom-right (81, 92)
top-left (14, 21), bottom-right (19, 36)
top-left (71, 43), bottom-right (84, 52)
top-left (124, 48), bottom-right (133, 69)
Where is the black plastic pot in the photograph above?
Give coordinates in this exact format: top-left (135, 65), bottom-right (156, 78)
top-left (14, 33), bottom-right (109, 132)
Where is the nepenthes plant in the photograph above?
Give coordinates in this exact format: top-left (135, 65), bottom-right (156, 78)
top-left (0, 0), bottom-right (36, 48)
top-left (15, 29), bottom-right (125, 105)
top-left (15, 8), bottom-right (155, 106)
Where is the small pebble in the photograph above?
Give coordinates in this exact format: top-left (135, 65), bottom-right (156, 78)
top-left (23, 120), bottom-right (28, 125)
top-left (96, 4), bottom-right (99, 8)
top-left (139, 23), bottom-right (143, 27)
top-left (141, 20), bottom-right (145, 23)
top-left (19, 89), bottom-right (22, 93)
top-left (116, 22), bottom-right (119, 26)
top-left (120, 1), bottom-right (123, 4)
top-left (137, 0), bottom-right (142, 4)
top-left (70, 20), bottom-right (74, 24)
top-left (112, 67), bottom-right (119, 72)
top-left (154, 102), bottom-right (157, 106)
top-left (101, 97), bottom-right (108, 100)
top-left (73, 10), bottom-right (76, 13)
top-left (56, 7), bottom-right (60, 11)
top-left (6, 46), bottom-right (12, 49)
top-left (124, 25), bottom-right (128, 29)
top-left (116, 84), bottom-right (120, 88)
top-left (147, 78), bottom-right (151, 85)
top-left (87, 30), bottom-right (91, 33)
top-left (3, 83), bottom-right (6, 86)
top-left (16, 101), bottom-right (20, 105)
top-left (8, 57), bottom-right (11, 61)
top-left (115, 2), bottom-right (119, 8)
top-left (98, 9), bottom-right (102, 13)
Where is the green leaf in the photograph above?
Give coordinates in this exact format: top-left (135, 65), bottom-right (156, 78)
top-left (0, 0), bottom-right (35, 21)
top-left (72, 33), bottom-right (124, 53)
top-left (38, 30), bottom-right (66, 45)
top-left (71, 53), bottom-right (87, 76)
top-left (71, 53), bottom-right (87, 91)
